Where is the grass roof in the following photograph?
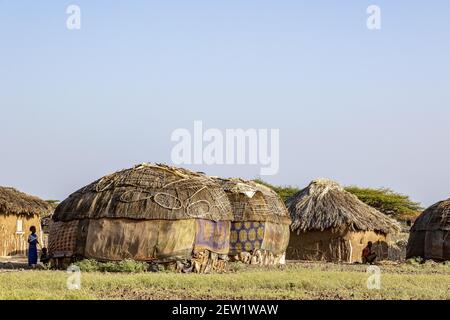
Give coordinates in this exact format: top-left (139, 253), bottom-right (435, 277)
top-left (286, 179), bottom-right (401, 234)
top-left (0, 186), bottom-right (52, 216)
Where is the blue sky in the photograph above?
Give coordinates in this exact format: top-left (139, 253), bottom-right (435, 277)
top-left (0, 1), bottom-right (449, 207)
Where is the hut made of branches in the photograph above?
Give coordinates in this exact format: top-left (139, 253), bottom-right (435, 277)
top-left (286, 179), bottom-right (401, 262)
top-left (215, 178), bottom-right (291, 265)
top-left (49, 164), bottom-right (233, 272)
top-left (0, 187), bottom-right (52, 257)
top-left (406, 199), bottom-right (450, 261)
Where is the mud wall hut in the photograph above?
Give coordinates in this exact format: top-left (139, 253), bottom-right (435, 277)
top-left (286, 179), bottom-right (401, 263)
top-left (216, 179), bottom-right (291, 265)
top-left (406, 199), bottom-right (450, 261)
top-left (48, 164), bottom-right (233, 272)
top-left (0, 187), bottom-right (51, 257)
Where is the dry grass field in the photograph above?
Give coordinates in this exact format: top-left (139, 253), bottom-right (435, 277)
top-left (0, 260), bottom-right (449, 300)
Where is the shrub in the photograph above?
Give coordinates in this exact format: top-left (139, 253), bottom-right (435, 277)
top-left (253, 179), bottom-right (299, 202)
top-left (74, 259), bottom-right (100, 272)
top-left (406, 256), bottom-right (424, 266)
top-left (228, 262), bottom-right (246, 273)
top-left (74, 259), bottom-right (149, 273)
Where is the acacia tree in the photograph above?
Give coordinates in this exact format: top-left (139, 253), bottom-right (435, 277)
top-left (344, 186), bottom-right (423, 220)
top-left (253, 179), bottom-right (299, 202)
top-left (254, 179), bottom-right (422, 221)
top-left (43, 200), bottom-right (60, 217)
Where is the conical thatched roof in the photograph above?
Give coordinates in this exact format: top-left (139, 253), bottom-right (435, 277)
top-left (411, 199), bottom-right (450, 232)
top-left (53, 163), bottom-right (233, 222)
top-left (215, 178), bottom-right (291, 224)
top-left (0, 186), bottom-right (53, 216)
top-left (286, 179), bottom-right (401, 234)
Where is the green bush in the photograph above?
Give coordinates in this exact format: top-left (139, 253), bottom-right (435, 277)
top-left (74, 259), bottom-right (100, 272)
top-left (228, 262), bottom-right (245, 273)
top-left (406, 256), bottom-right (424, 265)
top-left (253, 179), bottom-right (299, 202)
top-left (74, 259), bottom-right (149, 273)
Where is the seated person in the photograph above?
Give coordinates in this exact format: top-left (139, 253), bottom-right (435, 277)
top-left (362, 241), bottom-right (377, 264)
top-left (40, 247), bottom-right (50, 264)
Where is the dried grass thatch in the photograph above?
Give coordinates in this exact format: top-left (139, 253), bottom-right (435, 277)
top-left (287, 179), bottom-right (401, 234)
top-left (0, 186), bottom-right (52, 216)
top-left (53, 163), bottom-right (233, 222)
top-left (215, 178), bottom-right (291, 224)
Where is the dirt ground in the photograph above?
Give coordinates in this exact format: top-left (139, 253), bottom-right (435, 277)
top-left (0, 256), bottom-right (29, 271)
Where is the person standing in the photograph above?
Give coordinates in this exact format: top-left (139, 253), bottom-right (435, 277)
top-left (28, 226), bottom-right (39, 268)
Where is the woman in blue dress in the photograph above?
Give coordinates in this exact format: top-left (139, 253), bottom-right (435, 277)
top-left (28, 226), bottom-right (39, 267)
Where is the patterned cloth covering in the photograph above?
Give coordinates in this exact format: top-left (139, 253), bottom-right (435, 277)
top-left (48, 221), bottom-right (78, 258)
top-left (194, 220), bottom-right (230, 255)
top-left (229, 221), bottom-right (265, 255)
top-left (229, 221), bottom-right (290, 258)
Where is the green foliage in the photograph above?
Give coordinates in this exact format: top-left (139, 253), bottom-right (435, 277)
top-left (103, 260), bottom-right (149, 273)
top-left (41, 200), bottom-right (60, 217)
top-left (406, 257), bottom-right (424, 266)
top-left (344, 186), bottom-right (423, 220)
top-left (74, 259), bottom-right (101, 272)
top-left (228, 262), bottom-right (246, 273)
top-left (46, 200), bottom-right (60, 206)
top-left (74, 259), bottom-right (149, 273)
top-left (253, 179), bottom-right (299, 202)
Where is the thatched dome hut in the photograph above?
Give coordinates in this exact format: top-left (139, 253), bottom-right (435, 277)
top-left (49, 164), bottom-right (233, 272)
top-left (406, 199), bottom-right (450, 261)
top-left (215, 178), bottom-right (291, 265)
top-left (0, 187), bottom-right (52, 257)
top-left (286, 179), bottom-right (401, 262)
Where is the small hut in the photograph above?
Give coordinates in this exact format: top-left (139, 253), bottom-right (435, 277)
top-left (0, 187), bottom-right (52, 257)
top-left (286, 179), bottom-right (401, 262)
top-left (406, 199), bottom-right (450, 261)
top-left (49, 163), bottom-right (233, 272)
top-left (216, 178), bottom-right (291, 265)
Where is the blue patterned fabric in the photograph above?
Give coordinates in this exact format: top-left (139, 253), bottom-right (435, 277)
top-left (229, 221), bottom-right (265, 254)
